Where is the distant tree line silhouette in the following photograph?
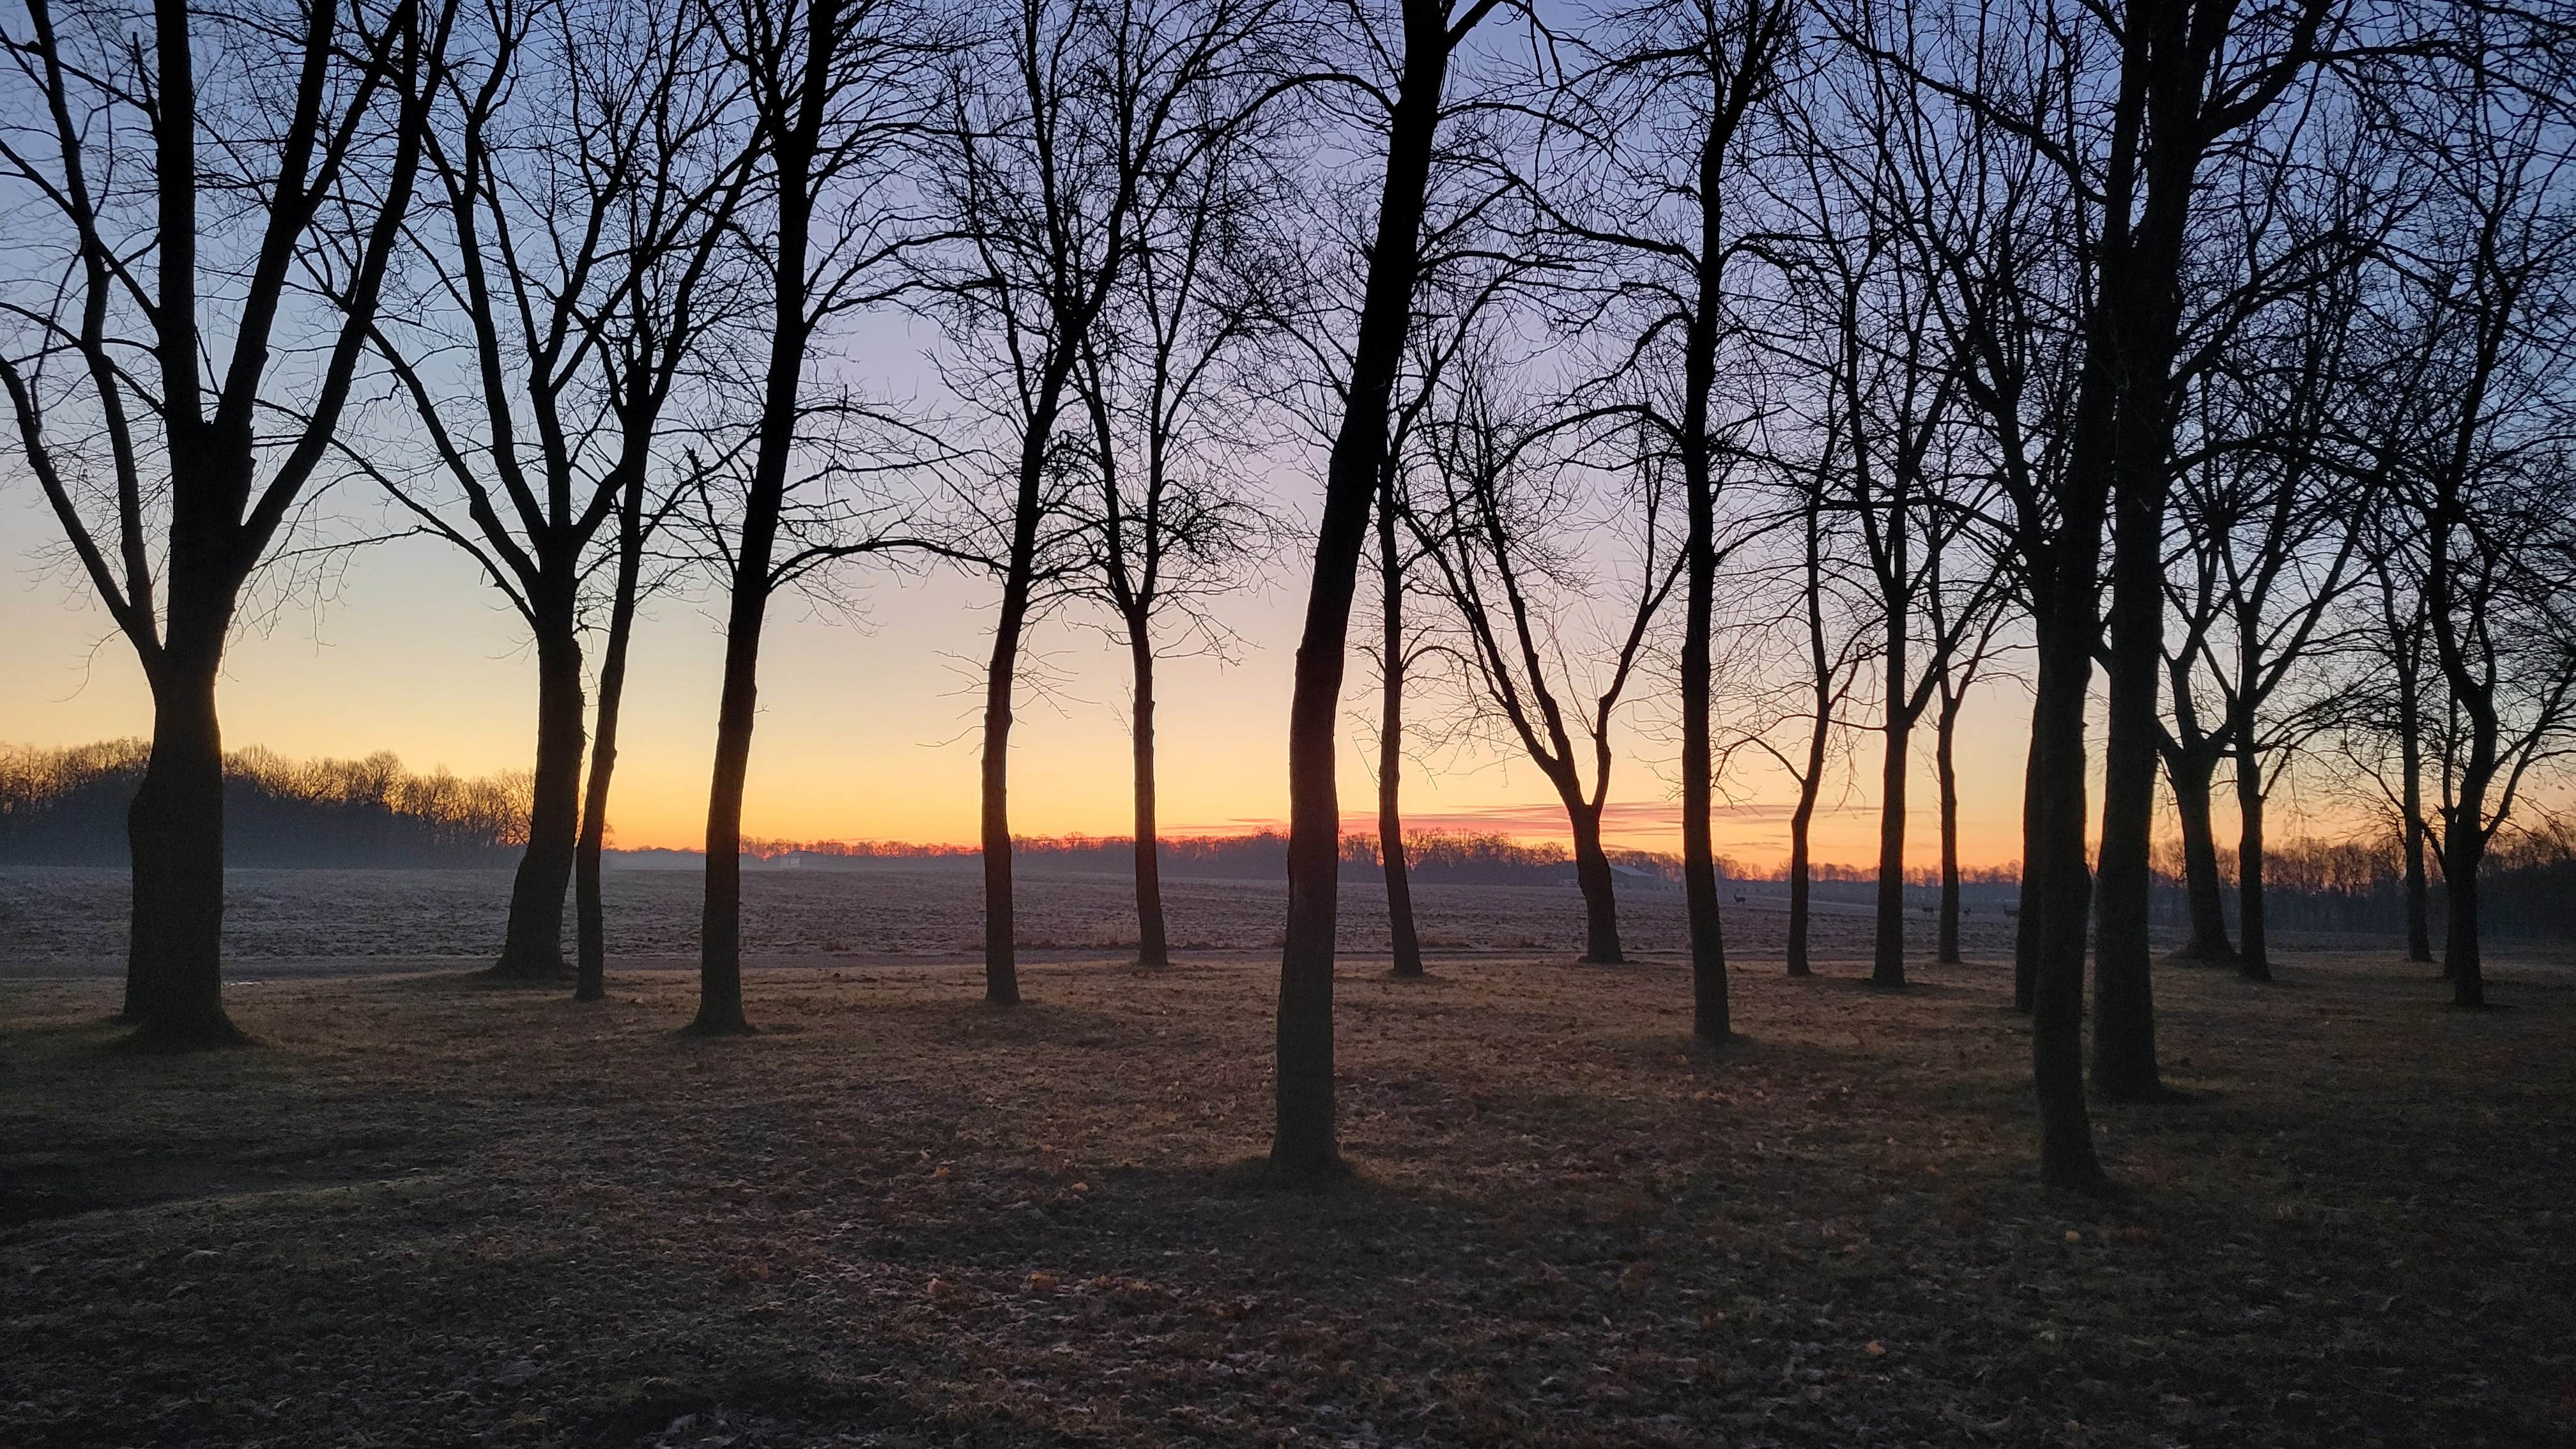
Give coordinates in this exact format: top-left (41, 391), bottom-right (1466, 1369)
top-left (1, 742), bottom-right (528, 868)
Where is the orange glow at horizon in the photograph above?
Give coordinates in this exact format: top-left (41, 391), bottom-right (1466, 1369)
top-left (1, 518), bottom-right (2055, 875)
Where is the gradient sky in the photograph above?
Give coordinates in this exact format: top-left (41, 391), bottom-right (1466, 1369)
top-left (2, 471), bottom-right (2057, 870)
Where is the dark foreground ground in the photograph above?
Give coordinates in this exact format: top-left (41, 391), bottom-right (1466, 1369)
top-left (1, 931), bottom-right (2570, 1446)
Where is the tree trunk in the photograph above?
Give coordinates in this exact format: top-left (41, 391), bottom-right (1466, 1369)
top-left (1785, 779), bottom-right (1818, 978)
top-left (693, 574), bottom-right (767, 1036)
top-left (981, 534), bottom-right (1037, 1006)
top-left (2090, 470), bottom-right (2163, 1101)
top-left (494, 615), bottom-right (585, 979)
top-left (693, 0), bottom-right (835, 1037)
top-left (2398, 703), bottom-right (2435, 966)
top-left (1271, 0), bottom-right (1455, 1183)
top-left (2235, 744), bottom-right (2272, 982)
top-left (1568, 804), bottom-right (1623, 965)
top-left (2014, 721), bottom-right (2043, 1011)
top-left (574, 482), bottom-right (647, 1003)
top-left (1128, 625), bottom-right (1170, 967)
top-left (2166, 746), bottom-right (2236, 962)
top-left (1871, 701), bottom-right (1911, 988)
top-left (2443, 822), bottom-right (2485, 1008)
top-left (1935, 691), bottom-right (1963, 965)
top-left (2028, 608), bottom-right (2105, 1188)
top-left (1378, 501), bottom-right (1424, 979)
top-left (123, 648), bottom-right (245, 1050)
top-left (1678, 91), bottom-right (1731, 1038)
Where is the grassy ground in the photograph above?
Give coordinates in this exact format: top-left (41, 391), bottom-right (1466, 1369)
top-left (2, 946), bottom-right (2570, 1448)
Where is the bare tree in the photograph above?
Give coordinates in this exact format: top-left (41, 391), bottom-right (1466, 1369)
top-left (355, 0), bottom-right (753, 982)
top-left (1544, 0), bottom-right (1798, 1033)
top-left (1270, 0), bottom-right (1510, 1183)
top-left (921, 0), bottom-right (1282, 1005)
top-left (0, 0), bottom-right (454, 1046)
top-left (2165, 280), bottom-right (2376, 982)
top-left (685, 0), bottom-right (949, 1036)
top-left (1412, 355), bottom-right (1684, 965)
top-left (2371, 37), bottom-right (2576, 1007)
top-left (1071, 95), bottom-right (1279, 968)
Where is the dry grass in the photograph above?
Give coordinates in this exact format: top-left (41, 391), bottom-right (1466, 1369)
top-left (2, 942), bottom-right (2571, 1448)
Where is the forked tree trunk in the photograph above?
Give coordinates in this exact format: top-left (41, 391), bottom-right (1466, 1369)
top-left (124, 642), bottom-right (245, 1050)
top-left (2235, 743), bottom-right (2273, 983)
top-left (1378, 502), bottom-right (1424, 979)
top-left (1272, 0), bottom-right (1459, 1183)
top-left (1935, 691), bottom-right (1963, 965)
top-left (1785, 779), bottom-right (1818, 978)
top-left (1128, 625), bottom-right (1170, 967)
top-left (1567, 803), bottom-right (1623, 964)
top-left (2166, 746), bottom-right (2236, 961)
top-left (494, 613), bottom-right (585, 979)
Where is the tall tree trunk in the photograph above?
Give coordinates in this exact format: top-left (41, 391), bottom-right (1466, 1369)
top-left (1788, 498), bottom-right (1828, 981)
top-left (2443, 818), bottom-right (2485, 1008)
top-left (2090, 472), bottom-right (2164, 1101)
top-left (1785, 772), bottom-right (1820, 978)
top-left (494, 613), bottom-right (585, 979)
top-left (1935, 690), bottom-right (1963, 965)
top-left (2028, 607), bottom-right (2105, 1188)
top-left (2014, 721), bottom-right (2043, 1010)
top-left (574, 482), bottom-right (647, 1003)
top-left (2235, 742), bottom-right (2272, 982)
top-left (2398, 696), bottom-right (2435, 967)
top-left (2166, 745), bottom-right (2236, 962)
top-left (1378, 499), bottom-right (1425, 980)
top-left (1678, 84), bottom-right (1731, 1038)
top-left (694, 0), bottom-right (835, 1037)
top-left (980, 524), bottom-right (1039, 1006)
top-left (124, 642), bottom-right (245, 1050)
top-left (694, 568), bottom-right (769, 1036)
top-left (1128, 624), bottom-right (1170, 967)
top-left (1272, 0), bottom-right (1456, 1183)
top-left (1567, 802), bottom-right (1623, 964)
top-left (1871, 694), bottom-right (1911, 987)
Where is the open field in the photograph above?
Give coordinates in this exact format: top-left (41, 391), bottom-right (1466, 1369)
top-left (2, 878), bottom-right (2570, 1448)
top-left (0, 866), bottom-right (2021, 974)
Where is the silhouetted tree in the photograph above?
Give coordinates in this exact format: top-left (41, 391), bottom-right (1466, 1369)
top-left (2370, 34), bottom-right (2576, 1008)
top-left (687, 0), bottom-right (949, 1036)
top-left (1545, 0), bottom-right (1798, 1032)
top-left (1413, 353), bottom-right (1683, 965)
top-left (0, 0), bottom-right (454, 1046)
top-left (355, 0), bottom-right (753, 981)
top-left (1271, 0), bottom-right (1510, 1183)
top-left (923, 0), bottom-right (1283, 1004)
top-left (1071, 89), bottom-right (1280, 967)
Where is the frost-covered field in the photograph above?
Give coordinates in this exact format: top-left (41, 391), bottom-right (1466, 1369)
top-left (0, 865), bottom-right (2014, 972)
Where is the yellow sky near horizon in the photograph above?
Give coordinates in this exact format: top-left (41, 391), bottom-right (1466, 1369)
top-left (2, 499), bottom-right (2056, 871)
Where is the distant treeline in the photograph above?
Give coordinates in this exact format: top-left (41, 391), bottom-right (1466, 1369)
top-left (1, 741), bottom-right (529, 867)
top-left (12, 739), bottom-right (2571, 938)
top-left (2147, 829), bottom-right (2576, 941)
top-left (735, 831), bottom-right (1689, 885)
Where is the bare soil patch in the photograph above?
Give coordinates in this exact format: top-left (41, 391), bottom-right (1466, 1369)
top-left (2, 937), bottom-right (2569, 1447)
